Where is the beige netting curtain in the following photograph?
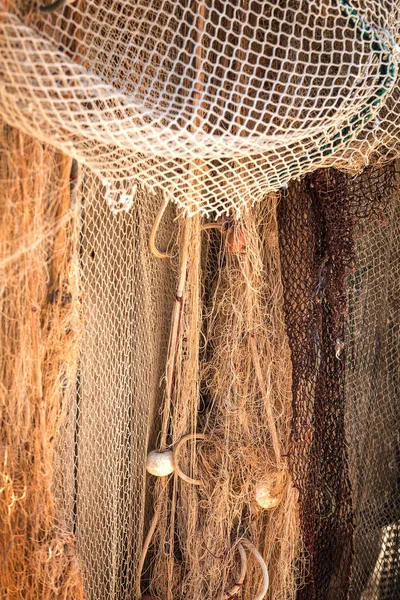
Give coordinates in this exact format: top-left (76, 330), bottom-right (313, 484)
top-left (1, 2), bottom-right (400, 600)
top-left (1, 1), bottom-right (400, 215)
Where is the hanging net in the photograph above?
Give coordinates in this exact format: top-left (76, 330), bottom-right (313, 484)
top-left (0, 122), bottom-right (84, 599)
top-left (71, 172), bottom-right (176, 599)
top-left (1, 2), bottom-right (400, 600)
top-left (277, 161), bottom-right (400, 599)
top-left (0, 0), bottom-right (399, 215)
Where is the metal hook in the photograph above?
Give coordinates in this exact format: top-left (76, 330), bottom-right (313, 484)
top-left (39, 0), bottom-right (68, 13)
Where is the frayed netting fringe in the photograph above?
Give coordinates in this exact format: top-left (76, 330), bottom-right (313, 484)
top-left (140, 194), bottom-right (303, 600)
top-left (0, 122), bottom-right (84, 599)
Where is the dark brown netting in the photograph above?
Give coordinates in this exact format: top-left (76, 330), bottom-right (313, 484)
top-left (278, 170), bottom-right (355, 600)
top-left (277, 161), bottom-right (400, 600)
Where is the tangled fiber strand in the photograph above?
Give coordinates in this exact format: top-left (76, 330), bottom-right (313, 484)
top-left (143, 211), bottom-right (202, 600)
top-left (197, 197), bottom-right (301, 600)
top-left (0, 123), bottom-right (84, 599)
top-left (145, 194), bottom-right (302, 600)
top-left (277, 169), bottom-right (356, 600)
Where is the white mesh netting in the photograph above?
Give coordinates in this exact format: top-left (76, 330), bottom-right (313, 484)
top-left (0, 1), bottom-right (399, 215)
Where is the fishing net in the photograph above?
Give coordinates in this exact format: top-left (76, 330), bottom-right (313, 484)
top-left (0, 122), bottom-right (83, 599)
top-left (144, 199), bottom-right (300, 600)
top-left (0, 1), bottom-right (399, 215)
top-left (345, 162), bottom-right (400, 600)
top-left (277, 170), bottom-right (355, 600)
top-left (2, 2), bottom-right (400, 600)
top-left (62, 171), bottom-right (177, 599)
top-left (277, 161), bottom-right (400, 599)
